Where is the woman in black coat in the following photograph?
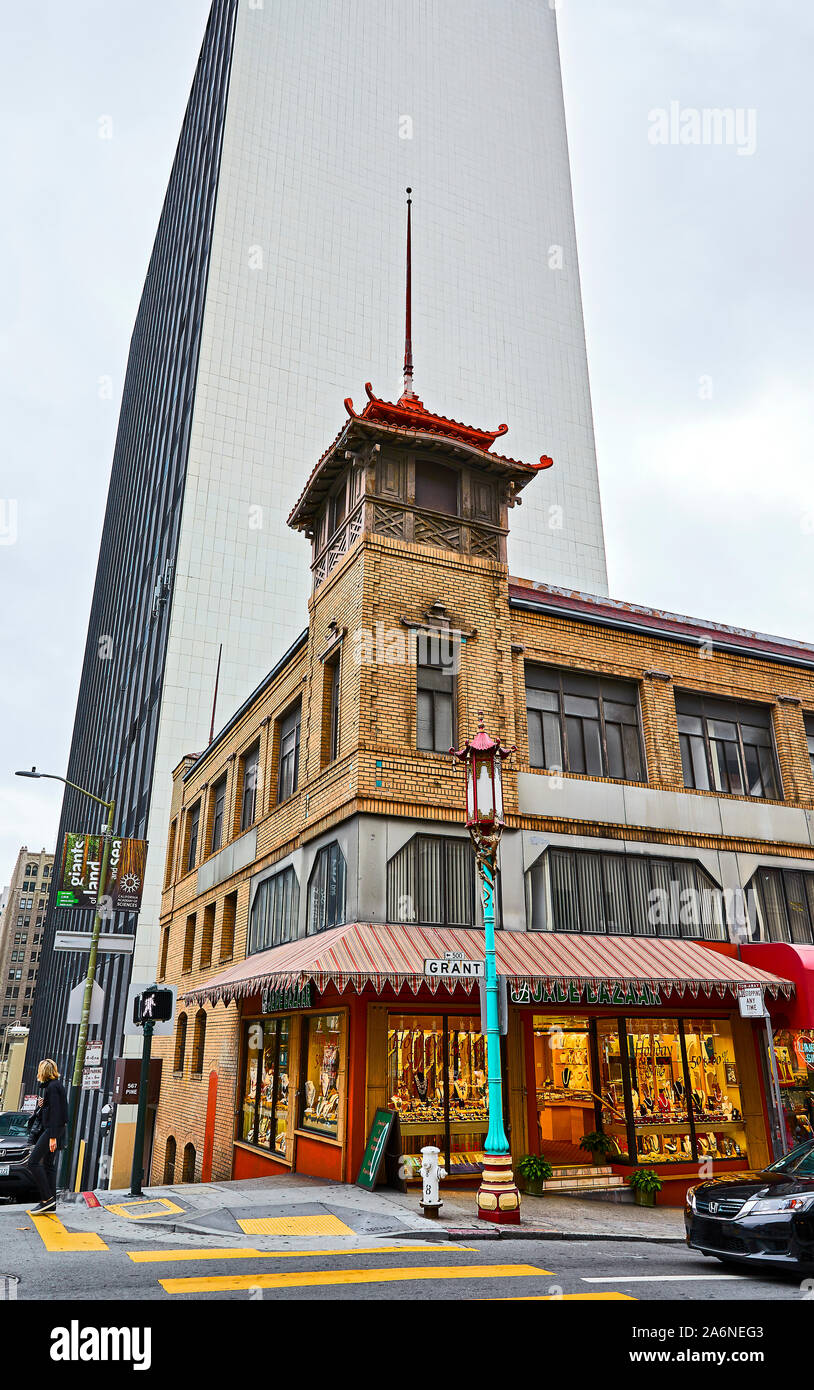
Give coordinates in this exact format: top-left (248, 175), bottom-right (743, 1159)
top-left (26, 1058), bottom-right (68, 1214)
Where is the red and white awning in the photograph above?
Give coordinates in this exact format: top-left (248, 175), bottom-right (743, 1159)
top-left (182, 923), bottom-right (794, 1008)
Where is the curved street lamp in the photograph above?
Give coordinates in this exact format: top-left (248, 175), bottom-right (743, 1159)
top-left (16, 767), bottom-right (116, 1190)
top-left (451, 716), bottom-right (521, 1224)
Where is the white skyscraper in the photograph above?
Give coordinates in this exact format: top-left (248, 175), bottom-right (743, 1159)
top-left (29, 0), bottom-right (606, 1183)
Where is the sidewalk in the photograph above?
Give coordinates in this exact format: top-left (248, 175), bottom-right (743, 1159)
top-left (25, 1174), bottom-right (686, 1247)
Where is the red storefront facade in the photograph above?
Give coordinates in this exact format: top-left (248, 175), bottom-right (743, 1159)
top-left (186, 924), bottom-right (796, 1205)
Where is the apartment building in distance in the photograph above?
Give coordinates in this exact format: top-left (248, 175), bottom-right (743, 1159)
top-left (0, 848), bottom-right (53, 1031)
top-left (147, 382), bottom-right (814, 1203)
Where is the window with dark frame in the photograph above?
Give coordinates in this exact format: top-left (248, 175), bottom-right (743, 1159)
top-left (240, 744), bottom-right (260, 831)
top-left (327, 657), bottom-right (341, 763)
top-left (416, 647), bottom-right (455, 752)
top-left (387, 834), bottom-right (476, 926)
top-left (308, 842), bottom-right (346, 934)
top-left (525, 666), bottom-right (645, 782)
top-left (210, 775), bottom-right (227, 853)
top-left (676, 692), bottom-right (780, 799)
top-left (173, 1014), bottom-right (187, 1073)
top-left (804, 713), bottom-right (814, 781)
top-left (191, 1011), bottom-right (207, 1075)
top-left (277, 702), bottom-right (301, 801)
top-left (185, 802), bottom-right (201, 873)
top-left (414, 459), bottom-right (459, 516)
top-left (526, 846), bottom-right (725, 941)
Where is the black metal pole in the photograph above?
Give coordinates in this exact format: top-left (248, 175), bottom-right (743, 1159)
top-left (129, 1017), bottom-right (154, 1196)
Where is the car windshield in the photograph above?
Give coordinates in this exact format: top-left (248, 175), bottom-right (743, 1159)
top-left (763, 1139), bottom-right (814, 1179)
top-left (0, 1112), bottom-right (30, 1138)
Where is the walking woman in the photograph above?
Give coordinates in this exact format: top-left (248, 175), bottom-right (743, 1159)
top-left (26, 1058), bottom-right (68, 1214)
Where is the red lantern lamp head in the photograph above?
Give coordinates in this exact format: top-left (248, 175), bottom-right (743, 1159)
top-left (450, 712), bottom-right (514, 831)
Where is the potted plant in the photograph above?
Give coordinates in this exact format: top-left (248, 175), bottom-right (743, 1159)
top-left (578, 1130), bottom-right (616, 1165)
top-left (515, 1153), bottom-right (553, 1196)
top-left (627, 1167), bottom-right (663, 1207)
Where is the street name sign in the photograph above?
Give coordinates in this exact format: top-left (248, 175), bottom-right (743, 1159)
top-left (424, 951), bottom-right (484, 980)
top-left (54, 931), bottom-right (135, 954)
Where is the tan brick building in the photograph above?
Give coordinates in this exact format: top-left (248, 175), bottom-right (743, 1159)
top-left (0, 847), bottom-right (53, 1106)
top-left (148, 383), bottom-right (814, 1202)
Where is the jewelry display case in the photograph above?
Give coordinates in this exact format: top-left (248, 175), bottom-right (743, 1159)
top-left (300, 1013), bottom-right (342, 1138)
top-left (386, 1013), bottom-right (488, 1178)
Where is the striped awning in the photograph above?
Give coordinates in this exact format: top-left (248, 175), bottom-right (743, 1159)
top-left (182, 923), bottom-right (795, 1008)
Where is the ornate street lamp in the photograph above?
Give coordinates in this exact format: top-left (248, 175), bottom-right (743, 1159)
top-left (451, 714), bottom-right (521, 1224)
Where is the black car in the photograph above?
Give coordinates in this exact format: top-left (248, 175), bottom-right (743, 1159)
top-left (686, 1138), bottom-right (814, 1273)
top-left (0, 1110), bottom-right (37, 1202)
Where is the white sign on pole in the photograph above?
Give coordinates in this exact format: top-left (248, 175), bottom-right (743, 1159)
top-left (85, 1041), bottom-right (103, 1068)
top-left (66, 980), bottom-right (105, 1027)
top-left (54, 931), bottom-right (135, 954)
top-left (738, 984), bottom-right (765, 1018)
top-left (21, 1094), bottom-right (38, 1113)
top-left (424, 951), bottom-right (484, 980)
top-left (81, 1067), bottom-right (103, 1091)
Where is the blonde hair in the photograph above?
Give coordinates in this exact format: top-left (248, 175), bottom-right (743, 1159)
top-left (37, 1059), bottom-right (59, 1084)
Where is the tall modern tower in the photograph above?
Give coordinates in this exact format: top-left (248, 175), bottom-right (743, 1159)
top-left (27, 0), bottom-right (606, 1185)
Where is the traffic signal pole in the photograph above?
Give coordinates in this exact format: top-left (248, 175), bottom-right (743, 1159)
top-left (129, 1012), bottom-right (155, 1197)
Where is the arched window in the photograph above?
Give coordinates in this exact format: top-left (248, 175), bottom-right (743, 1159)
top-left (191, 1010), bottom-right (207, 1075)
top-left (163, 1136), bottom-right (176, 1184)
top-left (182, 1143), bottom-right (196, 1183)
top-left (174, 1013), bottom-right (187, 1073)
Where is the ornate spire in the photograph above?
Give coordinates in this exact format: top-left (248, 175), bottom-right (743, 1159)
top-left (402, 187), bottom-right (415, 400)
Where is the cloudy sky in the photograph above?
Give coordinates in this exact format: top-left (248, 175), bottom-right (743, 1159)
top-left (2, 0), bottom-right (813, 879)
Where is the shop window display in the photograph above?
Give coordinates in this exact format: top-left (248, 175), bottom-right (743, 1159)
top-left (626, 1018), bottom-right (694, 1164)
top-left (300, 1014), bottom-right (342, 1137)
top-left (596, 1018), bottom-right (629, 1160)
top-left (387, 1014), bottom-right (488, 1179)
top-left (774, 1029), bottom-right (814, 1147)
top-left (680, 1019), bottom-right (747, 1162)
top-left (240, 1017), bottom-right (290, 1157)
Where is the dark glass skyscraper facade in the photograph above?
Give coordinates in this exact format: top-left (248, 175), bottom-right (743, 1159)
top-left (25, 0), bottom-right (239, 1183)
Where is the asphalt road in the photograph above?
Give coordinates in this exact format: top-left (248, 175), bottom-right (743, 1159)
top-left (0, 1202), bottom-right (809, 1302)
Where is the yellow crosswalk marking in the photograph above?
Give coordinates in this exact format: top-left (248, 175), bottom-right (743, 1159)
top-left (160, 1263), bottom-right (551, 1294)
top-left (130, 1243), bottom-right (474, 1263)
top-left (489, 1292), bottom-right (636, 1301)
top-left (105, 1198), bottom-right (185, 1219)
top-left (237, 1215), bottom-right (354, 1237)
top-left (28, 1211), bottom-right (108, 1254)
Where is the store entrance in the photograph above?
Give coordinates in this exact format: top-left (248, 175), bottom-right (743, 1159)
top-left (533, 1015), bottom-right (596, 1166)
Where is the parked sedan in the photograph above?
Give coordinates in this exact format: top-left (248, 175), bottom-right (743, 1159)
top-left (686, 1138), bottom-right (814, 1274)
top-left (0, 1110), bottom-right (37, 1202)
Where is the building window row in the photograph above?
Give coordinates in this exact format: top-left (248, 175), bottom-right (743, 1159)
top-left (526, 847), bottom-right (725, 941)
top-left (523, 664), bottom-right (789, 802)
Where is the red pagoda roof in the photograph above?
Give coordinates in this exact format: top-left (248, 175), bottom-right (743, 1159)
top-left (288, 383), bottom-right (553, 531)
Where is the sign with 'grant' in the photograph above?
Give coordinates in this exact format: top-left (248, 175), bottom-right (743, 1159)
top-left (424, 951), bottom-right (484, 979)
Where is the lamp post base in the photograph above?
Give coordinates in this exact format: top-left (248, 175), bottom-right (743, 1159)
top-left (477, 1152), bottom-right (521, 1225)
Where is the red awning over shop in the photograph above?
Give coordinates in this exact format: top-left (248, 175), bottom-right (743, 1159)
top-left (183, 924), bottom-right (794, 1008)
top-left (740, 942), bottom-right (814, 1029)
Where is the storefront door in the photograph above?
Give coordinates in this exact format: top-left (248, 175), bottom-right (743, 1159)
top-left (532, 1015), bottom-right (597, 1165)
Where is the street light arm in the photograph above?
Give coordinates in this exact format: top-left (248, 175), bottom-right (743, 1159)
top-left (15, 769), bottom-right (113, 813)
